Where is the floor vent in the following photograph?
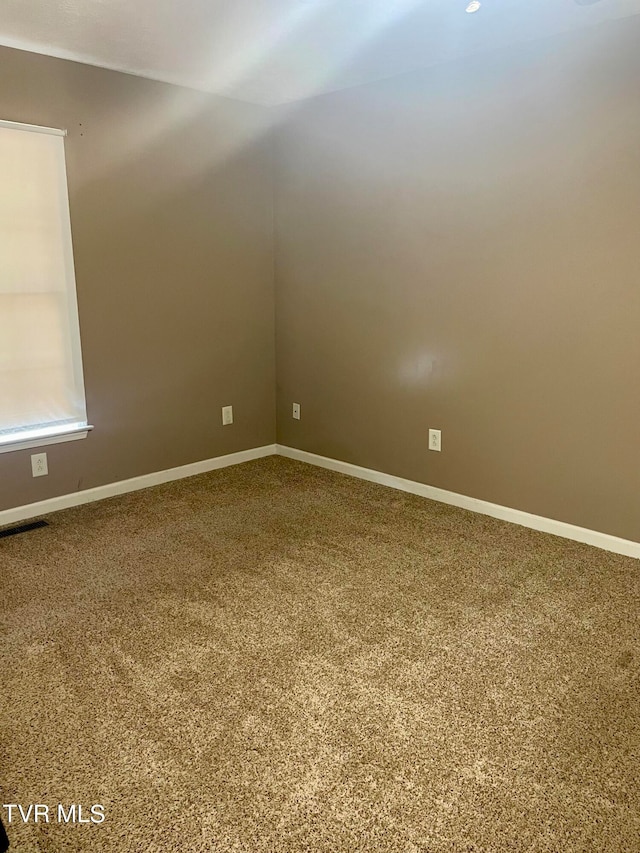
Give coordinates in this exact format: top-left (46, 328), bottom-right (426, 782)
top-left (0, 519), bottom-right (49, 539)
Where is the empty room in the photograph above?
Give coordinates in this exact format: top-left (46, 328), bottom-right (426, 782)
top-left (1, 0), bottom-right (639, 850)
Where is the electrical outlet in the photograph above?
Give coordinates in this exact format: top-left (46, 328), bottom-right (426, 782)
top-left (292, 402), bottom-right (301, 420)
top-left (428, 429), bottom-right (442, 452)
top-left (222, 405), bottom-right (233, 426)
top-left (31, 453), bottom-right (48, 477)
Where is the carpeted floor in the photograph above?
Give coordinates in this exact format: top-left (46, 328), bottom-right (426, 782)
top-left (1, 456), bottom-right (638, 852)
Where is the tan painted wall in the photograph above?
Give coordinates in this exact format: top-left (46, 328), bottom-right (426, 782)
top-left (275, 19), bottom-right (640, 541)
top-left (0, 47), bottom-right (276, 512)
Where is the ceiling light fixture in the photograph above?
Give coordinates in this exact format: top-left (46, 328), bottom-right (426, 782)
top-left (465, 1), bottom-right (481, 13)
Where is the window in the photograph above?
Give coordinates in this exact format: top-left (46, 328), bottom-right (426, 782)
top-left (0, 119), bottom-right (91, 453)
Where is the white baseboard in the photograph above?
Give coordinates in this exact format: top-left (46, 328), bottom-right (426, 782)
top-left (0, 444), bottom-right (277, 529)
top-left (277, 444), bottom-right (640, 560)
top-left (4, 441), bottom-right (638, 559)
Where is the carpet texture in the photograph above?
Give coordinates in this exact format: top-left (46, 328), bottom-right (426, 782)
top-left (1, 456), bottom-right (638, 852)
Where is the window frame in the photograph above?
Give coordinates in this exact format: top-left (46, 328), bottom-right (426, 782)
top-left (0, 118), bottom-right (92, 454)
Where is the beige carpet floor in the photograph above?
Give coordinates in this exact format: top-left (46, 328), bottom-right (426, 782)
top-left (1, 456), bottom-right (638, 852)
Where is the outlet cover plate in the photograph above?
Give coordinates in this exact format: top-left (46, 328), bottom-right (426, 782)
top-left (428, 429), bottom-right (441, 452)
top-left (31, 452), bottom-right (48, 477)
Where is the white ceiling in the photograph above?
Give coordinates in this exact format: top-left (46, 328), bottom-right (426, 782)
top-left (1, 0), bottom-right (639, 105)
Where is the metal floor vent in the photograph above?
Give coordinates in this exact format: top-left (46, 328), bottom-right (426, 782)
top-left (0, 519), bottom-right (49, 539)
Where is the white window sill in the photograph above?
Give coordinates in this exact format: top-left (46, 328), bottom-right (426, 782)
top-left (0, 425), bottom-right (93, 454)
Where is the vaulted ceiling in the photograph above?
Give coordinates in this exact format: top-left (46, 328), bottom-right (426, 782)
top-left (1, 0), bottom-right (639, 105)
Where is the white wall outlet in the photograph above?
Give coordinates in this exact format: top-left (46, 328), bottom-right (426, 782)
top-left (292, 402), bottom-right (301, 420)
top-left (31, 452), bottom-right (48, 477)
top-left (222, 405), bottom-right (233, 426)
top-left (428, 428), bottom-right (442, 452)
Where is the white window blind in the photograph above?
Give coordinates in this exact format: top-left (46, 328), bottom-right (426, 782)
top-left (0, 119), bottom-right (90, 452)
